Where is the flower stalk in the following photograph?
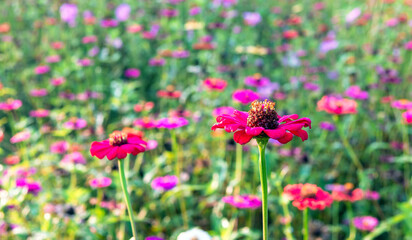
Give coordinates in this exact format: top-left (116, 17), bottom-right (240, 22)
top-left (118, 158), bottom-right (138, 240)
top-left (257, 137), bottom-right (269, 240)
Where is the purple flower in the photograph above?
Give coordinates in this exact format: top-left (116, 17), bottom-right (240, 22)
top-left (189, 6), bottom-right (201, 16)
top-left (101, 19), bottom-right (118, 28)
top-left (115, 3), bottom-right (131, 22)
top-left (149, 58), bottom-right (166, 66)
top-left (243, 12), bottom-right (261, 26)
top-left (319, 32), bottom-right (339, 54)
top-left (151, 175), bottom-right (178, 191)
top-left (60, 3), bottom-right (78, 26)
top-left (64, 118), bottom-right (87, 130)
top-left (353, 216), bottom-right (379, 231)
top-left (222, 195), bottom-right (261, 209)
top-left (319, 121), bottom-right (336, 131)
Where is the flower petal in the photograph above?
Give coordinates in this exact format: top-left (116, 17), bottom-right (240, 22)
top-left (277, 132), bottom-right (294, 144)
top-left (263, 128), bottom-right (286, 139)
top-left (233, 130), bottom-right (253, 145)
top-left (245, 127), bottom-right (264, 136)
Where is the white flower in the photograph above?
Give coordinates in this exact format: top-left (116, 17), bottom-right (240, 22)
top-left (177, 228), bottom-right (212, 240)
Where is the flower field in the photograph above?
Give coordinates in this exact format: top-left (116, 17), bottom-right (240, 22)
top-left (1, 0), bottom-right (412, 239)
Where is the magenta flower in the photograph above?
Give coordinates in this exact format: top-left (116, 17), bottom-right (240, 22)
top-left (89, 177), bottom-right (112, 188)
top-left (34, 65), bottom-right (50, 75)
top-left (405, 41), bottom-right (412, 50)
top-left (134, 117), bottom-right (157, 129)
top-left (156, 117), bottom-right (189, 129)
top-left (0, 99), bottom-right (22, 111)
top-left (171, 50), bottom-right (190, 58)
top-left (189, 6), bottom-right (201, 16)
top-left (402, 110), bottom-right (412, 124)
top-left (50, 141), bottom-right (69, 154)
top-left (64, 118), bottom-right (87, 130)
top-left (77, 58), bottom-right (93, 66)
top-left (160, 9), bottom-right (179, 18)
top-left (146, 237), bottom-right (164, 240)
top-left (203, 78), bottom-right (227, 91)
top-left (29, 109), bottom-right (50, 118)
top-left (90, 131), bottom-right (147, 160)
top-left (146, 140), bottom-right (158, 151)
top-left (51, 77), bottom-right (66, 86)
top-left (10, 131), bottom-right (30, 144)
top-left (16, 178), bottom-right (42, 195)
top-left (212, 100), bottom-right (311, 145)
top-left (30, 88), bottom-right (48, 97)
top-left (222, 195), bottom-right (262, 209)
top-left (244, 74), bottom-right (270, 88)
top-left (149, 58), bottom-right (166, 66)
top-left (391, 99), bottom-right (412, 110)
top-left (61, 152), bottom-right (86, 165)
top-left (212, 106), bottom-right (235, 117)
top-left (100, 19), bottom-right (118, 28)
top-left (115, 3), bottom-right (131, 22)
top-left (151, 175), bottom-right (178, 191)
top-left (364, 190), bottom-right (380, 200)
top-left (124, 68), bottom-right (141, 78)
top-left (346, 8), bottom-right (361, 24)
top-left (232, 89), bottom-right (260, 105)
top-left (353, 216), bottom-right (379, 231)
top-left (345, 86), bottom-right (369, 100)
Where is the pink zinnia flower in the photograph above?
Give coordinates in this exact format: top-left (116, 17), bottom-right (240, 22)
top-left (160, 9), bottom-right (179, 18)
top-left (61, 152), bottom-right (86, 165)
top-left (34, 65), bottom-right (50, 75)
top-left (133, 117), bottom-right (157, 129)
top-left (222, 195), bottom-right (262, 209)
top-left (90, 131), bottom-right (146, 160)
top-left (10, 131), bottom-right (30, 144)
top-left (77, 58), bottom-right (93, 66)
top-left (283, 183), bottom-right (333, 210)
top-left (89, 177), bottom-right (112, 188)
top-left (243, 12), bottom-right (261, 26)
top-left (317, 96), bottom-right (358, 115)
top-left (402, 110), bottom-right (412, 124)
top-left (16, 178), bottom-right (42, 195)
top-left (127, 24), bottom-right (143, 33)
top-left (353, 216), bottom-right (379, 231)
top-left (0, 99), bottom-right (22, 111)
top-left (345, 86), bottom-right (369, 100)
top-left (64, 117), bottom-right (87, 130)
top-left (203, 78), bottom-right (227, 91)
top-left (124, 68), bottom-right (140, 78)
top-left (404, 40), bottom-right (412, 50)
top-left (151, 175), bottom-right (178, 191)
top-left (212, 100), bottom-right (311, 145)
top-left (50, 141), bottom-right (69, 154)
top-left (212, 106), bottom-right (235, 117)
top-left (45, 55), bottom-right (61, 63)
top-left (146, 140), bottom-right (158, 151)
top-left (51, 77), bottom-right (66, 86)
top-left (100, 19), bottom-right (118, 28)
top-left (30, 88), bottom-right (48, 97)
top-left (30, 109), bottom-right (50, 118)
top-left (391, 99), bottom-right (412, 110)
top-left (82, 35), bottom-right (97, 44)
top-left (232, 89), bottom-right (260, 105)
top-left (149, 58), bottom-right (166, 66)
top-left (156, 117), bottom-right (189, 129)
top-left (244, 74), bottom-right (270, 88)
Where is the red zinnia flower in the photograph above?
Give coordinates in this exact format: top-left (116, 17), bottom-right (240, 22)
top-left (203, 78), bottom-right (227, 91)
top-left (283, 30), bottom-right (299, 39)
top-left (90, 131), bottom-right (146, 160)
top-left (211, 100), bottom-right (311, 145)
top-left (283, 183), bottom-right (333, 210)
top-left (317, 95), bottom-right (358, 115)
top-left (329, 183), bottom-right (364, 202)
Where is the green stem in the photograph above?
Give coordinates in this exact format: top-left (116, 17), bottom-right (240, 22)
top-left (234, 143), bottom-right (243, 195)
top-left (118, 158), bottom-right (138, 240)
top-left (257, 138), bottom-right (269, 240)
top-left (334, 116), bottom-right (363, 170)
top-left (276, 183), bottom-right (294, 240)
top-left (303, 208), bottom-right (309, 240)
top-left (346, 202), bottom-right (356, 240)
top-left (333, 202), bottom-right (339, 240)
